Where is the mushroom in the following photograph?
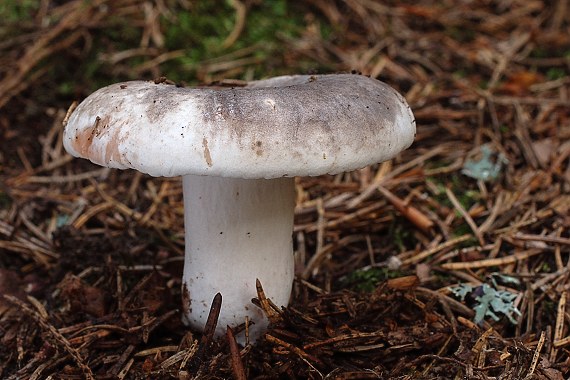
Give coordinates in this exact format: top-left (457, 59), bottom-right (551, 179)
top-left (63, 74), bottom-right (416, 341)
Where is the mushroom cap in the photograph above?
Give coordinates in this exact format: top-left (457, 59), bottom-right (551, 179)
top-left (63, 74), bottom-right (416, 179)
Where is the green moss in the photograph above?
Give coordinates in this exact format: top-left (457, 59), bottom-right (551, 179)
top-left (160, 0), bottom-right (308, 81)
top-left (0, 0), bottom-right (39, 25)
top-left (530, 47), bottom-right (550, 59)
top-left (3, 0), bottom-right (313, 102)
top-left (391, 222), bottom-right (416, 251)
top-left (343, 267), bottom-right (404, 293)
top-left (452, 225), bottom-right (477, 241)
top-left (426, 175), bottom-right (485, 238)
top-left (453, 69), bottom-right (468, 79)
top-left (546, 67), bottom-right (567, 81)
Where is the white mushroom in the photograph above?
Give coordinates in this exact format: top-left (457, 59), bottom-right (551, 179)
top-left (63, 74), bottom-right (416, 342)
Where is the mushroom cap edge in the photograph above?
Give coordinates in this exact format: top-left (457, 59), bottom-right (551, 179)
top-left (63, 74), bottom-right (416, 179)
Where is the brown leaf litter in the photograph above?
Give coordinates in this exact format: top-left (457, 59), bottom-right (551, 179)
top-left (0, 0), bottom-right (569, 378)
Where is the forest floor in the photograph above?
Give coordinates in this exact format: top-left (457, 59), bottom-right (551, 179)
top-left (0, 1), bottom-right (569, 378)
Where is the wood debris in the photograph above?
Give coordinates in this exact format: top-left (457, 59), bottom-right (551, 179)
top-left (0, 0), bottom-right (568, 378)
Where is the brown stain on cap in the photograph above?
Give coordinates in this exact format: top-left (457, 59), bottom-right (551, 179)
top-left (71, 114), bottom-right (125, 166)
top-left (73, 116), bottom-right (100, 157)
top-left (202, 138), bottom-right (213, 167)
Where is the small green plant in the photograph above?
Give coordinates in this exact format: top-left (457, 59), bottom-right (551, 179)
top-left (450, 279), bottom-right (521, 324)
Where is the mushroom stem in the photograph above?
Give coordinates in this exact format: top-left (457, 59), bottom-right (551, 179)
top-left (181, 174), bottom-right (295, 341)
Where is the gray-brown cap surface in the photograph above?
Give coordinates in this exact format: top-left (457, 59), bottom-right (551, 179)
top-left (63, 74), bottom-right (416, 178)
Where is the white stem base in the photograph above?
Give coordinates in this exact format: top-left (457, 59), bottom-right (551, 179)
top-left (181, 174), bottom-right (295, 342)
